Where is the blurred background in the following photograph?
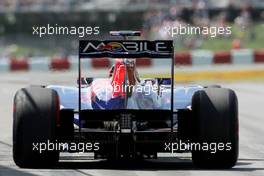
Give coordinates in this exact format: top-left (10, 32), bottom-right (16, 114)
top-left (0, 0), bottom-right (264, 82)
top-left (1, 2), bottom-right (264, 176)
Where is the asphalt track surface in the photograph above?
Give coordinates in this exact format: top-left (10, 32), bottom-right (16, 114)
top-left (0, 71), bottom-right (264, 176)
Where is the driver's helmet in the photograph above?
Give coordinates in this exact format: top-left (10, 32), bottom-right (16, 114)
top-left (109, 58), bottom-right (139, 79)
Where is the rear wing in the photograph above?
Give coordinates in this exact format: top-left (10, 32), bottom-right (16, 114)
top-left (78, 39), bottom-right (175, 132)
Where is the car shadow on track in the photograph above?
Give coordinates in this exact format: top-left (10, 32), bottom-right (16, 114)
top-left (54, 157), bottom-right (264, 171)
top-left (0, 166), bottom-right (39, 176)
top-left (57, 157), bottom-right (194, 170)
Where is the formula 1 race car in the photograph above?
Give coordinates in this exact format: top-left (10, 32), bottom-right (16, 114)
top-left (13, 31), bottom-right (238, 168)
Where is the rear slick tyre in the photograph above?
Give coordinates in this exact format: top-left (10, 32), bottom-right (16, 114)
top-left (191, 88), bottom-right (239, 168)
top-left (13, 87), bottom-right (60, 168)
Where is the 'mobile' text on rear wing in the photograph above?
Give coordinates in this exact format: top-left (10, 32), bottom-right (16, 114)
top-left (79, 40), bottom-right (173, 58)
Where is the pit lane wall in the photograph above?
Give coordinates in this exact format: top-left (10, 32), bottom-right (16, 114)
top-left (1, 49), bottom-right (264, 72)
top-left (2, 49), bottom-right (264, 81)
